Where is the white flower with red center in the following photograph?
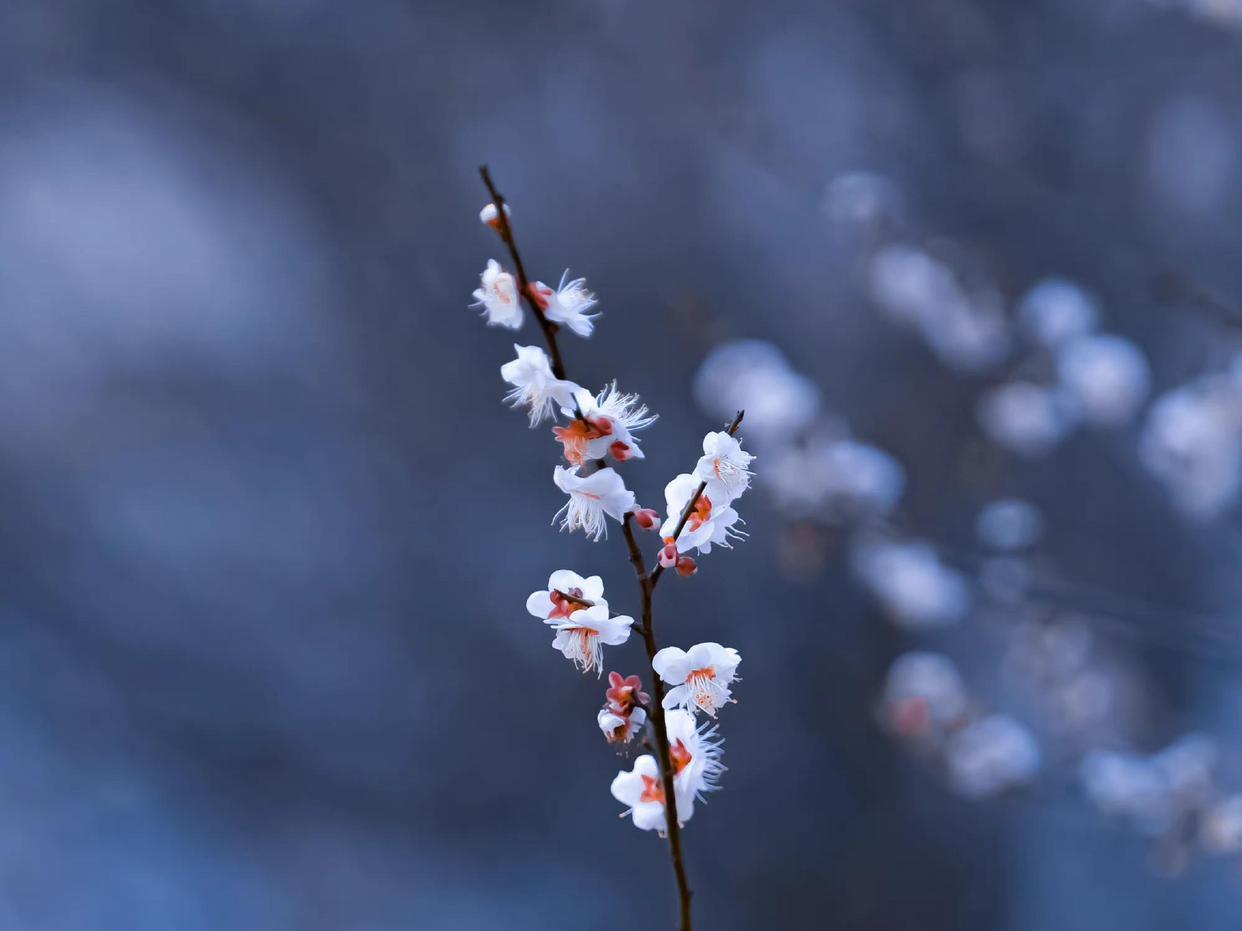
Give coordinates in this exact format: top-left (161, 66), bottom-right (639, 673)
top-left (659, 473), bottom-right (744, 555)
top-left (652, 642), bottom-right (741, 717)
top-left (553, 466), bottom-right (636, 541)
top-left (554, 383), bottom-right (657, 465)
top-left (500, 345), bottom-right (582, 427)
top-left (665, 709), bottom-right (725, 808)
top-left (692, 431), bottom-right (754, 504)
top-left (547, 604), bottom-right (634, 676)
top-left (598, 704), bottom-right (647, 744)
top-left (469, 259), bottom-right (523, 330)
top-left (611, 755), bottom-right (681, 832)
top-left (527, 271), bottom-right (599, 337)
top-left (525, 570), bottom-right (606, 622)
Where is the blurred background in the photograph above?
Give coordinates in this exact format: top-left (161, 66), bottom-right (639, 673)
top-left (5, 0), bottom-right (1242, 928)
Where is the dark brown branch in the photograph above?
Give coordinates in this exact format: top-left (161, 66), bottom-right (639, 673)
top-left (650, 410), bottom-right (745, 589)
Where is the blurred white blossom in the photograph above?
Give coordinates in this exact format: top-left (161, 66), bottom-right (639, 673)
top-left (880, 652), bottom-right (968, 737)
top-left (1140, 368), bottom-right (1242, 518)
top-left (693, 340), bottom-right (820, 447)
top-left (946, 714), bottom-right (1040, 798)
top-left (977, 381), bottom-right (1078, 457)
top-left (869, 244), bottom-right (1010, 372)
top-left (1056, 334), bottom-right (1151, 426)
top-left (1017, 277), bottom-right (1099, 349)
top-left (976, 498), bottom-right (1044, 551)
top-left (853, 538), bottom-right (971, 628)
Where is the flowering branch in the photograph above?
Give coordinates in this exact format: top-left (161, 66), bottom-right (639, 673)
top-left (472, 167), bottom-right (753, 931)
top-left (478, 165), bottom-right (570, 381)
top-left (651, 411), bottom-right (746, 585)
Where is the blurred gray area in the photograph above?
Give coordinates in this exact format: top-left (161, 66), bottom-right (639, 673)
top-left (2, 0), bottom-right (1242, 928)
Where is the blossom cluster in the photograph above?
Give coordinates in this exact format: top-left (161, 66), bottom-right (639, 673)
top-left (470, 191), bottom-right (752, 841)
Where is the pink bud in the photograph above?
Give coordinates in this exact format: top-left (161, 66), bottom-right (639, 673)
top-left (675, 556), bottom-right (698, 578)
top-left (609, 440), bottom-right (634, 461)
top-left (658, 540), bottom-right (679, 569)
top-left (633, 508), bottom-right (660, 531)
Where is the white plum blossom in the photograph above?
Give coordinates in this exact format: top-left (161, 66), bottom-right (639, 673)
top-left (612, 754), bottom-right (683, 832)
top-left (529, 271), bottom-right (599, 338)
top-left (659, 473), bottom-right (744, 555)
top-left (552, 466), bottom-right (636, 541)
top-left (598, 704), bottom-right (647, 744)
top-left (946, 714), bottom-right (1040, 799)
top-left (500, 345), bottom-right (581, 427)
top-left (665, 708), bottom-right (725, 809)
top-left (555, 383), bottom-right (657, 465)
top-left (470, 259), bottom-right (523, 329)
top-left (546, 603), bottom-right (634, 676)
top-left (526, 569), bottom-right (606, 622)
top-left (653, 642), bottom-right (741, 717)
top-left (610, 715), bottom-right (717, 832)
top-left (693, 431), bottom-right (754, 503)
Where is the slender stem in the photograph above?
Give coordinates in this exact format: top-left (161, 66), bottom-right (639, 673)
top-left (478, 165), bottom-right (570, 381)
top-left (650, 410), bottom-right (745, 588)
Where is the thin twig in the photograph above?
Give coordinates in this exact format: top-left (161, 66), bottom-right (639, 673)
top-left (650, 410), bottom-right (745, 588)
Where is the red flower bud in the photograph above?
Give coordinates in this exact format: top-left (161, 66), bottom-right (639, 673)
top-left (632, 508), bottom-right (661, 530)
top-left (675, 556), bottom-right (699, 577)
top-left (658, 540), bottom-right (679, 569)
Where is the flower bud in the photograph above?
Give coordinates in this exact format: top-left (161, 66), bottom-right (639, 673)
top-left (675, 556), bottom-right (699, 577)
top-left (632, 508), bottom-right (661, 531)
top-left (479, 201), bottom-right (511, 232)
top-left (658, 540), bottom-right (679, 569)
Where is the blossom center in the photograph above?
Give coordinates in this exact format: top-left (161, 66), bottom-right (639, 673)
top-left (554, 418), bottom-right (611, 465)
top-left (640, 774), bottom-right (666, 804)
top-left (669, 739), bottom-right (692, 775)
top-left (686, 667), bottom-right (720, 712)
top-left (548, 587), bottom-right (588, 619)
top-left (686, 495), bottom-right (713, 532)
